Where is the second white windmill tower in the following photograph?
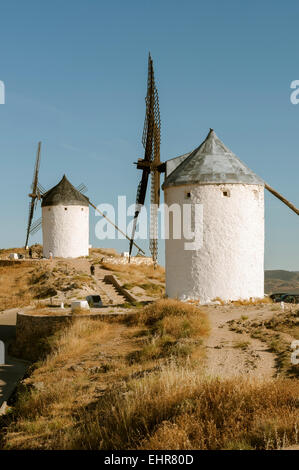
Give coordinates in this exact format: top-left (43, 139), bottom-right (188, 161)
top-left (162, 129), bottom-right (265, 303)
top-left (42, 175), bottom-right (90, 259)
top-left (25, 143), bottom-right (145, 259)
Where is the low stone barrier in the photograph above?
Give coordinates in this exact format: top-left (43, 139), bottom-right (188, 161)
top-left (101, 256), bottom-right (153, 266)
top-left (0, 260), bottom-right (38, 267)
top-left (13, 310), bottom-right (125, 361)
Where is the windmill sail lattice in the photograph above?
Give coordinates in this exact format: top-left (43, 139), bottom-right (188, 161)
top-left (25, 142), bottom-right (42, 247)
top-left (129, 54), bottom-right (161, 264)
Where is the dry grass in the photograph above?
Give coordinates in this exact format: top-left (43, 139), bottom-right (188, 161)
top-left (211, 297), bottom-right (273, 307)
top-left (26, 308), bottom-right (65, 317)
top-left (136, 372), bottom-right (299, 450)
top-left (5, 364), bottom-right (298, 450)
top-left (123, 282), bottom-right (164, 297)
top-left (232, 297), bottom-right (273, 306)
top-left (1, 318), bottom-right (127, 449)
top-left (0, 260), bottom-right (98, 312)
top-left (90, 248), bottom-right (120, 258)
top-left (2, 305), bottom-right (298, 450)
top-left (137, 299), bottom-right (208, 327)
top-left (101, 263), bottom-right (165, 294)
top-left (0, 265), bottom-right (35, 310)
top-left (229, 309), bottom-right (299, 378)
top-left (99, 262), bottom-right (165, 298)
top-left (233, 341), bottom-right (251, 350)
top-left (71, 307), bottom-right (90, 315)
top-left (0, 245), bottom-right (43, 259)
top-left (127, 299), bottom-right (210, 363)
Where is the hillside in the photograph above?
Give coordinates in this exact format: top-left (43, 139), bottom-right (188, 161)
top-left (1, 299), bottom-right (298, 450)
top-left (265, 270), bottom-right (299, 294)
top-left (0, 249), bottom-right (298, 450)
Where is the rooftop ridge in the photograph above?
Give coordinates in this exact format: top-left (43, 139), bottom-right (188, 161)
top-left (41, 175), bottom-right (89, 207)
top-left (163, 129), bottom-right (264, 188)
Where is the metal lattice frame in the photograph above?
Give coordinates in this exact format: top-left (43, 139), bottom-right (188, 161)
top-left (130, 54), bottom-right (161, 264)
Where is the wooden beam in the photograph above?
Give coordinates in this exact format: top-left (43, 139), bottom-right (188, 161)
top-left (265, 184), bottom-right (299, 216)
top-left (89, 201), bottom-right (145, 255)
top-left (135, 159), bottom-right (166, 173)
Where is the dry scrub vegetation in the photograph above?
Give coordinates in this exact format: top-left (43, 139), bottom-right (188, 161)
top-left (0, 262), bottom-right (96, 311)
top-left (0, 265), bottom-right (35, 310)
top-left (213, 297), bottom-right (273, 306)
top-left (101, 262), bottom-right (165, 298)
top-left (30, 263), bottom-right (96, 299)
top-left (127, 299), bottom-right (210, 363)
top-left (228, 308), bottom-right (299, 378)
top-left (1, 300), bottom-right (298, 450)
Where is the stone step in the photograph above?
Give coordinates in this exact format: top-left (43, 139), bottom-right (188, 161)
top-left (95, 278), bottom-right (126, 306)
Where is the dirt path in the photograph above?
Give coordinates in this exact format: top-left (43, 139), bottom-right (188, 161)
top-left (201, 305), bottom-right (277, 380)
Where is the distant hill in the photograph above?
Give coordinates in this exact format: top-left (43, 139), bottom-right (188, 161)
top-left (265, 270), bottom-right (299, 294)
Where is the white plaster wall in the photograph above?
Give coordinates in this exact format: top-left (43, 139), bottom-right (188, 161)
top-left (164, 184), bottom-right (264, 303)
top-left (42, 205), bottom-right (89, 258)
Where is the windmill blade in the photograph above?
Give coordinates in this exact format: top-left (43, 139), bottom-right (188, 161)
top-left (30, 217), bottom-right (42, 235)
top-left (150, 163), bottom-right (160, 264)
top-left (31, 142), bottom-right (41, 195)
top-left (149, 79), bottom-right (161, 264)
top-left (37, 182), bottom-right (46, 196)
top-left (25, 142), bottom-right (42, 247)
top-left (25, 199), bottom-right (36, 247)
top-left (129, 174), bottom-right (150, 258)
top-left (76, 183), bottom-right (88, 194)
top-left (89, 200), bottom-right (145, 255)
top-left (150, 170), bottom-right (159, 264)
top-left (265, 183), bottom-right (299, 216)
top-left (129, 54), bottom-right (157, 258)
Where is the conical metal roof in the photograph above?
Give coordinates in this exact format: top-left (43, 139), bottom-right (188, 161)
top-left (41, 175), bottom-right (89, 207)
top-left (163, 129), bottom-right (264, 189)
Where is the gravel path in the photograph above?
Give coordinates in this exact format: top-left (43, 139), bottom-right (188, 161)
top-left (201, 304), bottom-right (277, 380)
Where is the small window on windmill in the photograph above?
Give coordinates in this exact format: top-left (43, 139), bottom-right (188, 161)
top-left (64, 207), bottom-right (68, 211)
top-left (185, 191), bottom-right (191, 199)
top-left (222, 189), bottom-right (230, 198)
top-left (253, 190), bottom-right (259, 200)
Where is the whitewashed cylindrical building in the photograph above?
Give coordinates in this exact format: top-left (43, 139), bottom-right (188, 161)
top-left (162, 129), bottom-right (265, 303)
top-left (42, 175), bottom-right (89, 258)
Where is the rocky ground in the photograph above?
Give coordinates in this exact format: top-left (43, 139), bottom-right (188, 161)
top-left (201, 302), bottom-right (298, 380)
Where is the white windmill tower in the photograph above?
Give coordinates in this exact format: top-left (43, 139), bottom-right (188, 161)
top-left (41, 175), bottom-right (90, 258)
top-left (162, 129), bottom-right (265, 303)
top-left (162, 129), bottom-right (299, 303)
top-left (129, 58), bottom-right (299, 303)
top-left (24, 143), bottom-right (89, 258)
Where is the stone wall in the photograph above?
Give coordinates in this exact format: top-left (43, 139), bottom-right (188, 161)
top-left (101, 256), bottom-right (153, 265)
top-left (0, 260), bottom-right (37, 267)
top-left (14, 311), bottom-right (118, 361)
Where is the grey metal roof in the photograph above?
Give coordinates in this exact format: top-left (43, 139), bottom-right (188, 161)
top-left (165, 152), bottom-right (191, 177)
top-left (41, 175), bottom-right (89, 207)
top-left (162, 129), bottom-right (264, 189)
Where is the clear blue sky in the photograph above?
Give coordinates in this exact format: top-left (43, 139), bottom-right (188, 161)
top-left (0, 0), bottom-right (299, 269)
